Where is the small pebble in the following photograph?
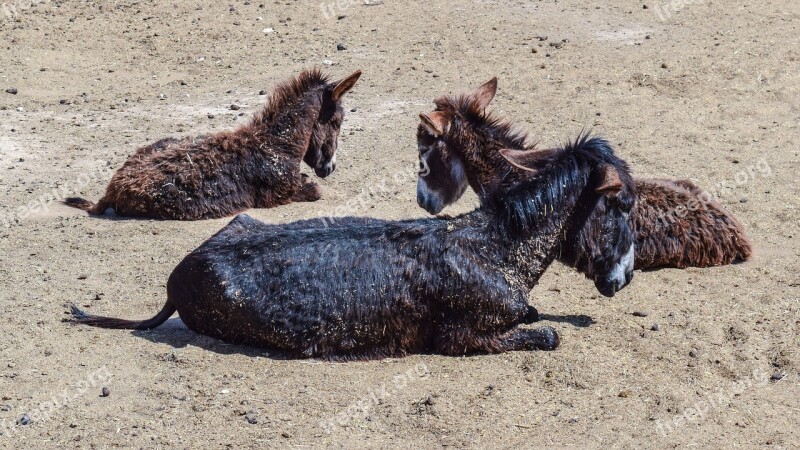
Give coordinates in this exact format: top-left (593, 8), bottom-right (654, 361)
top-left (262, 27), bottom-right (274, 34)
top-left (16, 107), bottom-right (24, 112)
top-left (569, 417), bottom-right (578, 424)
top-left (350, 108), bottom-right (357, 112)
top-left (18, 414), bottom-right (31, 426)
top-left (101, 387), bottom-right (110, 397)
top-left (259, 90), bottom-right (267, 95)
top-left (689, 349), bottom-right (698, 358)
top-left (651, 323), bottom-right (660, 331)
top-left (661, 63), bottom-right (668, 69)
top-left (632, 310), bottom-right (650, 317)
top-left (771, 371), bottom-right (785, 382)
top-left (336, 43), bottom-right (347, 51)
top-left (207, 114), bottom-right (215, 119)
top-left (230, 104), bottom-right (240, 111)
top-left (5, 88), bottom-right (18, 95)
top-left (245, 412), bottom-right (258, 424)
top-left (1, 405), bottom-right (11, 411)
top-left (618, 390), bottom-right (631, 398)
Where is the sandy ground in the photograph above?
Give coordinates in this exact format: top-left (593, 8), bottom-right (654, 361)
top-left (1, 0), bottom-right (798, 448)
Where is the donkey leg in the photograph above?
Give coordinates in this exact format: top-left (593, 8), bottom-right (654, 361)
top-left (498, 327), bottom-right (559, 351)
top-left (291, 174), bottom-right (322, 202)
top-left (433, 279), bottom-right (546, 354)
top-left (434, 324), bottom-right (559, 355)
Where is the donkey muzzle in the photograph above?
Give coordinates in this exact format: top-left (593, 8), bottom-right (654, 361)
top-left (315, 161), bottom-right (336, 178)
top-left (596, 244), bottom-right (635, 297)
top-left (417, 179), bottom-right (445, 215)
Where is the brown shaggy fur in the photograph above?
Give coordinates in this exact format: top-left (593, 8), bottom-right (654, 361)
top-left (632, 178), bottom-right (752, 269)
top-left (418, 78), bottom-right (752, 270)
top-left (64, 69), bottom-right (361, 220)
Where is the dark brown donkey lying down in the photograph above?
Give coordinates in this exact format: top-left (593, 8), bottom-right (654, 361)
top-left (630, 178), bottom-right (752, 269)
top-left (415, 77), bottom-right (752, 270)
top-left (69, 135), bottom-right (637, 360)
top-left (64, 69), bottom-right (361, 220)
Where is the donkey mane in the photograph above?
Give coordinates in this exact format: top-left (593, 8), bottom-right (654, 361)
top-left (434, 94), bottom-right (533, 151)
top-left (488, 134), bottom-right (632, 236)
top-left (251, 68), bottom-right (331, 126)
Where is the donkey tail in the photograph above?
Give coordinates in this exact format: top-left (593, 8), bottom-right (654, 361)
top-left (63, 197), bottom-right (97, 212)
top-left (67, 302), bottom-right (176, 330)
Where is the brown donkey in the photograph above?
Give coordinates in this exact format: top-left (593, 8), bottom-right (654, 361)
top-left (417, 78), bottom-right (751, 270)
top-left (64, 69), bottom-right (361, 220)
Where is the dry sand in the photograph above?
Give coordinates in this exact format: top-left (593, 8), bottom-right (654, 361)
top-left (0, 0), bottom-right (798, 448)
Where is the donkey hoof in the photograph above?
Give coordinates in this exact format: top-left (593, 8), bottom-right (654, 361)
top-left (523, 305), bottom-right (540, 324)
top-left (533, 326), bottom-right (560, 351)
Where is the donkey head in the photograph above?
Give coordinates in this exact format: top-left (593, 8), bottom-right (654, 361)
top-left (304, 70), bottom-right (361, 178)
top-left (501, 146), bottom-right (637, 297)
top-left (416, 78), bottom-right (505, 214)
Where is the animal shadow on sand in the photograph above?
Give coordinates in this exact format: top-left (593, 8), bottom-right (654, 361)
top-left (129, 315), bottom-right (593, 360)
top-left (130, 318), bottom-right (292, 359)
top-left (538, 314), bottom-right (595, 328)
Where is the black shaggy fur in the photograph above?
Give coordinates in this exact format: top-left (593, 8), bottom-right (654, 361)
top-left (69, 138), bottom-right (635, 360)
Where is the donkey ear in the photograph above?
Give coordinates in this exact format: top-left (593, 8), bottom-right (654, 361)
top-left (419, 111), bottom-right (449, 137)
top-left (499, 148), bottom-right (542, 173)
top-left (596, 164), bottom-right (624, 196)
top-left (331, 70), bottom-right (362, 102)
top-left (472, 77), bottom-right (498, 110)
